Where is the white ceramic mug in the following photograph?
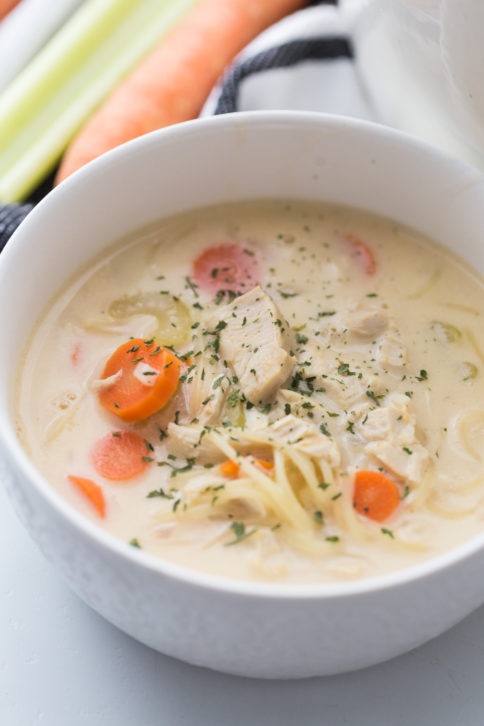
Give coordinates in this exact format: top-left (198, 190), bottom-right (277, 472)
top-left (349, 0), bottom-right (484, 169)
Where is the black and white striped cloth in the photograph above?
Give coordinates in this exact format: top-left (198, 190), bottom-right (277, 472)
top-left (206, 0), bottom-right (372, 120)
top-left (0, 0), bottom-right (375, 252)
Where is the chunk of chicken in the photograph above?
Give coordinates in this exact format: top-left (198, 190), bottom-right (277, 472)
top-left (166, 420), bottom-right (268, 463)
top-left (319, 365), bottom-right (387, 410)
top-left (365, 439), bottom-right (430, 484)
top-left (356, 393), bottom-right (418, 446)
top-left (339, 303), bottom-right (389, 338)
top-left (209, 286), bottom-right (294, 405)
top-left (357, 392), bottom-right (430, 483)
top-left (165, 422), bottom-right (223, 464)
top-left (377, 325), bottom-right (407, 368)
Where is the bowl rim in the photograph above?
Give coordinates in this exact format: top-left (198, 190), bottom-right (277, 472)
top-left (3, 108), bottom-right (484, 601)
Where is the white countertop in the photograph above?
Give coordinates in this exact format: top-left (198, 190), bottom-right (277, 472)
top-left (2, 481), bottom-right (484, 726)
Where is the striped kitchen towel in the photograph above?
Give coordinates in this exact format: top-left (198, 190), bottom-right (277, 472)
top-left (205, 0), bottom-right (372, 121)
top-left (0, 202), bottom-right (34, 252)
top-left (0, 0), bottom-right (373, 252)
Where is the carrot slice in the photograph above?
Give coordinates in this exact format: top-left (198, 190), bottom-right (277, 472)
top-left (256, 459), bottom-right (274, 472)
top-left (68, 475), bottom-right (106, 518)
top-left (192, 243), bottom-right (260, 296)
top-left (55, 0), bottom-right (307, 182)
top-left (220, 459), bottom-right (240, 477)
top-left (345, 234), bottom-right (376, 275)
top-left (91, 430), bottom-right (151, 481)
top-left (97, 338), bottom-right (181, 422)
top-left (353, 470), bottom-right (400, 522)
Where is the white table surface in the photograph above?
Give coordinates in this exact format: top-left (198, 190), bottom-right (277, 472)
top-left (3, 482), bottom-right (484, 726)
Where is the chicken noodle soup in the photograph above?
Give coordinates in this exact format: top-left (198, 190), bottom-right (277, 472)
top-left (16, 200), bottom-right (484, 584)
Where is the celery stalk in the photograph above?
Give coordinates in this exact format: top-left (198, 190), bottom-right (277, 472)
top-left (0, 0), bottom-right (85, 93)
top-left (0, 0), bottom-right (197, 203)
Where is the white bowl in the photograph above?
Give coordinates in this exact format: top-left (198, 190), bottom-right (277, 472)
top-left (1, 111), bottom-right (484, 679)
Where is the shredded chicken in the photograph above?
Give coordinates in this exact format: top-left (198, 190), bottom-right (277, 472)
top-left (365, 439), bottom-right (430, 484)
top-left (356, 393), bottom-right (419, 445)
top-left (356, 393), bottom-right (431, 483)
top-left (377, 325), bottom-right (407, 368)
top-left (233, 414), bottom-right (341, 468)
top-left (339, 302), bottom-right (389, 338)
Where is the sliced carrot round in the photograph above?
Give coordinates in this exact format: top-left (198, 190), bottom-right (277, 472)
top-left (192, 243), bottom-right (260, 296)
top-left (68, 475), bottom-right (106, 518)
top-left (91, 430), bottom-right (151, 481)
top-left (353, 470), bottom-right (400, 522)
top-left (97, 338), bottom-right (181, 422)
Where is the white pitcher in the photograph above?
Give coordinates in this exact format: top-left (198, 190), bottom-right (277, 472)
top-left (348, 0), bottom-right (484, 168)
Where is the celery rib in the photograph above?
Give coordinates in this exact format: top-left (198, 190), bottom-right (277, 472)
top-left (0, 0), bottom-right (86, 93)
top-left (0, 0), bottom-right (197, 203)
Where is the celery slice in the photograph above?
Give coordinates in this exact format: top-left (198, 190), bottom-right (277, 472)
top-left (0, 0), bottom-right (197, 203)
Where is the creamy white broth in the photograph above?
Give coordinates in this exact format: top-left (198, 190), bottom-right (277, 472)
top-left (16, 200), bottom-right (484, 584)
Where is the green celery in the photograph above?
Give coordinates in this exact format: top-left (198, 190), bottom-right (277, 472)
top-left (0, 0), bottom-right (197, 203)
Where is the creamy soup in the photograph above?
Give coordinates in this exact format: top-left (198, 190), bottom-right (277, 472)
top-left (16, 200), bottom-right (484, 584)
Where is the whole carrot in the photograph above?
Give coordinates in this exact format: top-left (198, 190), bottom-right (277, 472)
top-left (0, 0), bottom-right (21, 21)
top-left (55, 0), bottom-right (307, 182)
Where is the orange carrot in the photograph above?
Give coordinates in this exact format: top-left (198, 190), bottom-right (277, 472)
top-left (91, 430), bottom-right (152, 481)
top-left (193, 243), bottom-right (260, 296)
top-left (345, 234), bottom-right (376, 275)
top-left (0, 0), bottom-right (21, 21)
top-left (353, 470), bottom-right (400, 522)
top-left (97, 338), bottom-right (181, 422)
top-left (68, 475), bottom-right (106, 518)
top-left (55, 0), bottom-right (307, 182)
top-left (256, 459), bottom-right (274, 472)
top-left (220, 459), bottom-right (240, 477)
